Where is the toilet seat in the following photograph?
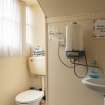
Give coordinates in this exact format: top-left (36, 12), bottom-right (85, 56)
top-left (15, 90), bottom-right (44, 104)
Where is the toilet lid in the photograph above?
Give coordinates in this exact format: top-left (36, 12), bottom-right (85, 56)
top-left (15, 90), bottom-right (44, 104)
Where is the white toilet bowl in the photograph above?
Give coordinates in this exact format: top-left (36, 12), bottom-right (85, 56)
top-left (15, 90), bottom-right (44, 105)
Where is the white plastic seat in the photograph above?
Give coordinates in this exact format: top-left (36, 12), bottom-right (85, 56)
top-left (15, 90), bottom-right (44, 105)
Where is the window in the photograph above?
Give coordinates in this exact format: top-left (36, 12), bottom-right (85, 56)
top-left (26, 6), bottom-right (33, 46)
top-left (0, 0), bottom-right (33, 56)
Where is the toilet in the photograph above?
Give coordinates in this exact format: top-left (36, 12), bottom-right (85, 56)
top-left (15, 90), bottom-right (44, 105)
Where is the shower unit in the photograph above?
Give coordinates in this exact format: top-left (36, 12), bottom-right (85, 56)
top-left (49, 22), bottom-right (88, 78)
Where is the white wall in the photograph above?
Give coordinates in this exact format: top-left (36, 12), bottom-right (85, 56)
top-left (31, 4), bottom-right (46, 50)
top-left (47, 13), bottom-right (105, 105)
top-left (0, 57), bottom-right (31, 105)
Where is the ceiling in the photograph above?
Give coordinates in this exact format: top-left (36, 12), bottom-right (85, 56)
top-left (38, 0), bottom-right (105, 18)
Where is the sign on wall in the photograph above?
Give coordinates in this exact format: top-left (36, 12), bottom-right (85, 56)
top-left (94, 19), bottom-right (105, 37)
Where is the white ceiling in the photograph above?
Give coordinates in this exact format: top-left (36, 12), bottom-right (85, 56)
top-left (38, 0), bottom-right (105, 18)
